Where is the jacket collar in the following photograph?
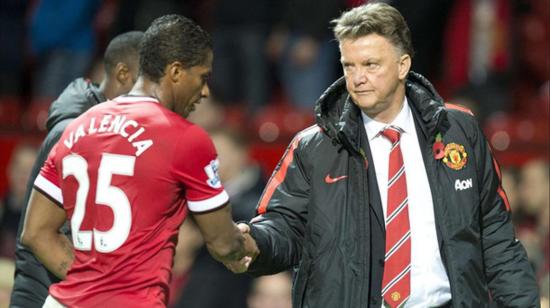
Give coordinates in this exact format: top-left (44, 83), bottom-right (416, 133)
top-left (315, 71), bottom-right (449, 153)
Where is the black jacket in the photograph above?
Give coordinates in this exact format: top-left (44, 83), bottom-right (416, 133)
top-left (10, 78), bottom-right (105, 308)
top-left (248, 72), bottom-right (539, 307)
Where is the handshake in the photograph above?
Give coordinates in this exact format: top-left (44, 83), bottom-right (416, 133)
top-left (223, 223), bottom-right (260, 274)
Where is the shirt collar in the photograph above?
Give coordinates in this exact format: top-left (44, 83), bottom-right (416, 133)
top-left (112, 95), bottom-right (160, 104)
top-left (361, 96), bottom-right (414, 140)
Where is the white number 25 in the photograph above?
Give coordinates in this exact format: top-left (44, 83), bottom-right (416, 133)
top-left (62, 153), bottom-right (135, 253)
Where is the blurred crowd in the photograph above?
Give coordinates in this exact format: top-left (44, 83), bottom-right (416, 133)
top-left (0, 0), bottom-right (548, 307)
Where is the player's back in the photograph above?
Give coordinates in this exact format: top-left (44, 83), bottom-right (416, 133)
top-left (39, 96), bottom-right (224, 307)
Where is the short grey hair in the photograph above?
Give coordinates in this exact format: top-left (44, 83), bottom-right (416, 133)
top-left (332, 2), bottom-right (414, 57)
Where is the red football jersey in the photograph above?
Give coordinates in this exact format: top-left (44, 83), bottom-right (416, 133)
top-left (34, 96), bottom-right (229, 307)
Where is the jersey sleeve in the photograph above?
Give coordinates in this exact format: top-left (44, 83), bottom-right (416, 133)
top-left (172, 125), bottom-right (229, 213)
top-left (34, 142), bottom-right (63, 205)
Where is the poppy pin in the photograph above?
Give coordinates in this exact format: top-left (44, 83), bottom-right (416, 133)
top-left (432, 132), bottom-right (445, 160)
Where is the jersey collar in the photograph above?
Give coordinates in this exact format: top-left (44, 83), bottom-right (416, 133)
top-left (112, 95), bottom-right (160, 104)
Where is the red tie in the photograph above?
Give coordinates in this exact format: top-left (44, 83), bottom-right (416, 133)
top-left (380, 127), bottom-right (411, 308)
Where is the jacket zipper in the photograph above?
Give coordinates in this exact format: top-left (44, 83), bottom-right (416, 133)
top-left (359, 148), bottom-right (369, 306)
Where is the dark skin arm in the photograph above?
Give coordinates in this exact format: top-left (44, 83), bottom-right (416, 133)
top-left (21, 190), bottom-right (258, 275)
top-left (192, 203), bottom-right (258, 272)
top-left (20, 189), bottom-right (73, 279)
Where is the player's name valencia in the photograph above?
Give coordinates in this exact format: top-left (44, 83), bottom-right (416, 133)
top-left (63, 114), bottom-right (153, 157)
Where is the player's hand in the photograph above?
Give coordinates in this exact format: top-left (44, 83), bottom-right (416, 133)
top-left (223, 255), bottom-right (253, 273)
top-left (223, 223), bottom-right (259, 273)
top-left (239, 223), bottom-right (259, 257)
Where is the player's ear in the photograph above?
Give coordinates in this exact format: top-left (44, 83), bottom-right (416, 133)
top-left (115, 63), bottom-right (131, 85)
top-left (167, 61), bottom-right (184, 83)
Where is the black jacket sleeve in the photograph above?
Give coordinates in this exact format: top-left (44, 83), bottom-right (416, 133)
top-left (248, 135), bottom-right (310, 275)
top-left (13, 118), bottom-right (74, 296)
top-left (474, 121), bottom-right (540, 306)
top-left (16, 118), bottom-right (73, 239)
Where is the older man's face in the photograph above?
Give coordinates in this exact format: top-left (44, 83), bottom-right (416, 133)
top-left (340, 34), bottom-right (410, 122)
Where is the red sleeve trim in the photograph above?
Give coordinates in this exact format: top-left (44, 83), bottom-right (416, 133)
top-left (256, 126), bottom-right (319, 215)
top-left (484, 135), bottom-right (512, 212)
top-left (257, 138), bottom-right (300, 215)
top-left (491, 156), bottom-right (511, 211)
top-left (445, 103), bottom-right (474, 116)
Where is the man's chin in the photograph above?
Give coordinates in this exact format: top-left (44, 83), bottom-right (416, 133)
top-left (183, 107), bottom-right (197, 118)
top-left (352, 98), bottom-right (377, 112)
top-left (174, 108), bottom-right (190, 119)
top-left (355, 100), bottom-right (390, 118)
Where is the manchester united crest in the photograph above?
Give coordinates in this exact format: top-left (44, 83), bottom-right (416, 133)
top-left (390, 291), bottom-right (401, 301)
top-left (443, 143), bottom-right (468, 170)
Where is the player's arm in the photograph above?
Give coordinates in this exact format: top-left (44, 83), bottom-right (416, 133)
top-left (21, 189), bottom-right (73, 279)
top-left (192, 203), bottom-right (258, 272)
top-left (174, 126), bottom-right (258, 271)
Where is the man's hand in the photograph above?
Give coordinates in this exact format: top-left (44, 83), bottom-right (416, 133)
top-left (223, 223), bottom-right (260, 273)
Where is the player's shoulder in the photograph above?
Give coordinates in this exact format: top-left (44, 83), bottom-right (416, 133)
top-left (169, 122), bottom-right (216, 166)
top-left (173, 121), bottom-right (212, 147)
top-left (150, 108), bottom-right (206, 138)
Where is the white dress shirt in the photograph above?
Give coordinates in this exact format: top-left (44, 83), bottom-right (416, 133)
top-left (362, 98), bottom-right (452, 307)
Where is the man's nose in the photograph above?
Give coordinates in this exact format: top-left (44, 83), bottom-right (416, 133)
top-left (352, 68), bottom-right (368, 86)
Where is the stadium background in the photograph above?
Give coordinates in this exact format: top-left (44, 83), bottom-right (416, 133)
top-left (0, 0), bottom-right (548, 307)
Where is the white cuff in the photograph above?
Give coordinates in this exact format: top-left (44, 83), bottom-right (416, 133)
top-left (34, 174), bottom-right (63, 204)
top-left (188, 190), bottom-right (229, 213)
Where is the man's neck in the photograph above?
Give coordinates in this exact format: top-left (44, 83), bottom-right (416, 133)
top-left (128, 77), bottom-right (170, 109)
top-left (98, 78), bottom-right (117, 100)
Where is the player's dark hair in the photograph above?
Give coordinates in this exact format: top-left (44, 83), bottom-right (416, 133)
top-left (139, 14), bottom-right (212, 83)
top-left (103, 31), bottom-right (144, 74)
